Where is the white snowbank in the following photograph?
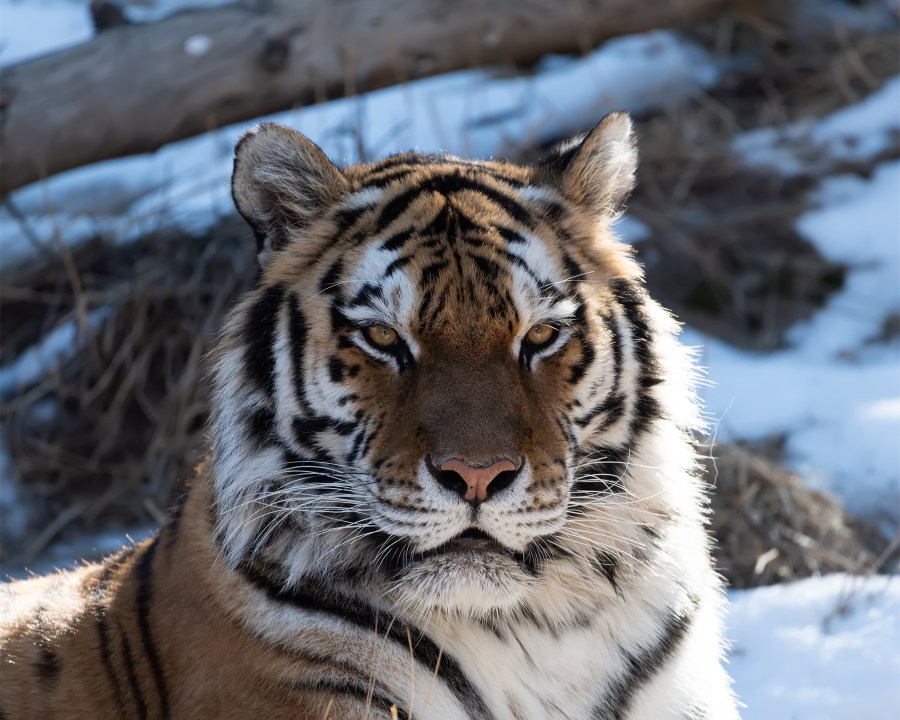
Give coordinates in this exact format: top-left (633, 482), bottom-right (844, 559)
top-left (690, 163), bottom-right (900, 520)
top-left (0, 0), bottom-right (230, 64)
top-left (0, 0), bottom-right (92, 64)
top-left (691, 81), bottom-right (900, 521)
top-left (728, 574), bottom-right (900, 720)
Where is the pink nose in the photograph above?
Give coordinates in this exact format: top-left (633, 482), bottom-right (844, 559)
top-left (439, 458), bottom-right (518, 503)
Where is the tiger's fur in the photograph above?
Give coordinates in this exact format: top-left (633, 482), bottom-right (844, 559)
top-left (1, 114), bottom-right (740, 719)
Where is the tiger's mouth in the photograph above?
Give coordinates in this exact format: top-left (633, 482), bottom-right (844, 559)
top-left (379, 527), bottom-right (514, 570)
top-left (374, 525), bottom-right (549, 613)
top-left (436, 528), bottom-right (509, 556)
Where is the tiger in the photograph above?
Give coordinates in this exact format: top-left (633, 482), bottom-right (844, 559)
top-left (1, 112), bottom-right (739, 719)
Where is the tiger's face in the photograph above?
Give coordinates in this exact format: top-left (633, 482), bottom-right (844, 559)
top-left (215, 115), bottom-right (687, 618)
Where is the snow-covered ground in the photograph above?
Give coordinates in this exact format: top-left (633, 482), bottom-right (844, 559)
top-left (729, 574), bottom-right (900, 719)
top-left (690, 78), bottom-right (900, 523)
top-left (1, 3), bottom-right (898, 718)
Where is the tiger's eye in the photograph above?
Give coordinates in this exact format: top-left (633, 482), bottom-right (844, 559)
top-left (365, 324), bottom-right (400, 348)
top-left (525, 323), bottom-right (556, 347)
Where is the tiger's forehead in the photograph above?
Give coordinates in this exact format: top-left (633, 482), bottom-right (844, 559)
top-left (335, 161), bottom-right (580, 342)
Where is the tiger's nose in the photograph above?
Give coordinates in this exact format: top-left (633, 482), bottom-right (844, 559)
top-left (434, 458), bottom-right (520, 505)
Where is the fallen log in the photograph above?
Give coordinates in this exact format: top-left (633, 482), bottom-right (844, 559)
top-left (1, 0), bottom-right (738, 195)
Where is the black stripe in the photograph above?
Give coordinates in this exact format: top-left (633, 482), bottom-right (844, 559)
top-left (380, 228), bottom-right (414, 253)
top-left (454, 212), bottom-right (492, 235)
top-left (280, 678), bottom-right (402, 716)
top-left (574, 310), bottom-right (624, 430)
top-left (364, 166), bottom-right (419, 188)
top-left (575, 396), bottom-right (615, 429)
top-left (346, 429), bottom-right (364, 465)
top-left (591, 552), bottom-right (621, 594)
top-left (347, 282), bottom-right (385, 309)
top-left (330, 303), bottom-right (354, 334)
top-left (603, 310), bottom-right (624, 401)
top-left (243, 285), bottom-right (285, 398)
top-left (494, 225), bottom-right (527, 244)
top-left (567, 298), bottom-right (594, 384)
top-left (319, 259), bottom-right (344, 295)
top-left (496, 248), bottom-right (541, 286)
top-left (35, 645), bottom-right (61, 690)
top-left (378, 185), bottom-right (426, 229)
top-left (245, 406), bottom-right (276, 448)
top-left (423, 201), bottom-right (454, 239)
top-left (120, 628), bottom-right (149, 720)
top-left (379, 173), bottom-right (533, 230)
top-left (164, 490), bottom-right (189, 551)
top-left (363, 156), bottom-right (528, 191)
top-left (471, 254), bottom-right (503, 280)
top-left (593, 609), bottom-right (693, 720)
top-left (237, 562), bottom-right (496, 720)
top-left (420, 260), bottom-right (449, 286)
top-left (571, 445), bottom-right (629, 495)
top-left (133, 537), bottom-right (170, 719)
top-left (368, 153), bottom-right (446, 173)
top-left (332, 205), bottom-right (370, 237)
top-left (384, 254), bottom-right (413, 278)
top-left (610, 279), bottom-right (657, 372)
top-left (610, 280), bottom-right (666, 439)
top-left (92, 548), bottom-right (139, 715)
top-left (288, 294), bottom-right (314, 415)
top-left (561, 252), bottom-right (584, 286)
top-left (435, 174), bottom-right (533, 227)
top-left (328, 356), bottom-right (346, 383)
top-left (293, 415), bottom-right (357, 439)
top-left (595, 394), bottom-right (628, 431)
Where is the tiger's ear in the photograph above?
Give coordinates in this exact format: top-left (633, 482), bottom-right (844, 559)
top-left (232, 123), bottom-right (348, 261)
top-left (540, 112), bottom-right (637, 220)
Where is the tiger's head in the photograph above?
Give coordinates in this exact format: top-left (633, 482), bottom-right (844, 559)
top-left (212, 114), bottom-right (703, 620)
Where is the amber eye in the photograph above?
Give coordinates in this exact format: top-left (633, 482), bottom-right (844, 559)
top-left (524, 323), bottom-right (558, 348)
top-left (364, 324), bottom-right (400, 348)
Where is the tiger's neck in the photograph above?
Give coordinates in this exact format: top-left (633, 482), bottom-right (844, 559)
top-left (152, 457), bottom-right (720, 720)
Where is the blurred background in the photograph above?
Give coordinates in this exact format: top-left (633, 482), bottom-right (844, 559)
top-left (0, 0), bottom-right (898, 716)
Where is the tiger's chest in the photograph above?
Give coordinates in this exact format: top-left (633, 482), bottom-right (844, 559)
top-left (426, 618), bottom-right (615, 720)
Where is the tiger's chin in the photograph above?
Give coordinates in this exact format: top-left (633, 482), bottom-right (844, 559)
top-left (388, 543), bottom-right (537, 618)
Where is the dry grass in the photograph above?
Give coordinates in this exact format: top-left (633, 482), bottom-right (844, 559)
top-left (627, 6), bottom-right (899, 349)
top-left (1, 217), bottom-right (256, 561)
top-left (703, 444), bottom-right (890, 588)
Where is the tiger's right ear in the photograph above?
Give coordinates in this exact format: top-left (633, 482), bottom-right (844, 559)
top-left (232, 123), bottom-right (348, 262)
top-left (539, 112), bottom-right (637, 221)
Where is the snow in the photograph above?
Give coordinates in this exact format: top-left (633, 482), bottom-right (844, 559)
top-left (0, 0), bottom-right (92, 63)
top-left (1, 30), bottom-right (726, 270)
top-left (689, 83), bottom-right (900, 522)
top-left (728, 574), bottom-right (900, 720)
top-left (733, 76), bottom-right (900, 175)
top-left (0, 0), bottom-right (231, 64)
top-left (701, 72), bottom-right (900, 517)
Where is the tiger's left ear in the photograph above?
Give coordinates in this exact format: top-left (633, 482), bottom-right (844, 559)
top-left (232, 123), bottom-right (348, 262)
top-left (540, 112), bottom-right (637, 220)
